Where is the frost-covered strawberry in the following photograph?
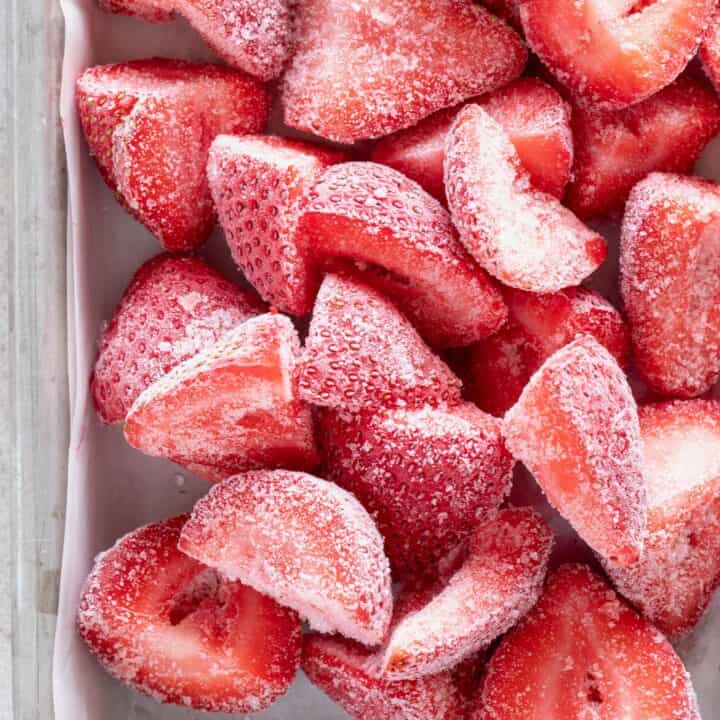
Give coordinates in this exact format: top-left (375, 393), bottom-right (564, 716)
top-left (98, 0), bottom-right (173, 21)
top-left (700, 12), bottom-right (720, 91)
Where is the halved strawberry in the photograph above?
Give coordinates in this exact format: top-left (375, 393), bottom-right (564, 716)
top-left (700, 12), bottom-right (720, 91)
top-left (474, 565), bottom-right (701, 720)
top-left (179, 470), bottom-right (393, 645)
top-left (520, 0), bottom-right (715, 109)
top-left (296, 274), bottom-right (462, 413)
top-left (98, 0), bottom-right (173, 21)
top-left (91, 253), bottom-right (264, 425)
top-left (445, 105), bottom-right (606, 292)
top-left (620, 172), bottom-right (720, 398)
top-left (77, 515), bottom-right (302, 713)
top-left (124, 313), bottom-right (318, 474)
top-left (76, 59), bottom-right (268, 251)
top-left (566, 75), bottom-right (720, 220)
top-left (503, 336), bottom-right (646, 566)
top-left (282, 0), bottom-right (526, 142)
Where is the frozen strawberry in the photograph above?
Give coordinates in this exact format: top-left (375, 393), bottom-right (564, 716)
top-left (77, 515), bottom-right (302, 713)
top-left (299, 162), bottom-right (507, 348)
top-left (620, 172), bottom-right (720, 398)
top-left (282, 0), bottom-right (526, 143)
top-left (566, 75), bottom-right (720, 220)
top-left (381, 509), bottom-right (553, 680)
top-left (297, 274), bottom-right (462, 413)
top-left (474, 565), bottom-right (701, 720)
top-left (98, 0), bottom-right (173, 21)
top-left (76, 59), bottom-right (268, 251)
top-left (445, 104), bottom-right (606, 292)
top-left (700, 12), bottom-right (720, 91)
top-left (179, 470), bottom-right (393, 645)
top-left (91, 254), bottom-right (263, 424)
top-left (602, 400), bottom-right (720, 639)
top-left (503, 336), bottom-right (646, 566)
top-left (207, 135), bottom-right (344, 315)
top-left (124, 313), bottom-right (318, 474)
top-left (318, 403), bottom-right (514, 576)
top-left (520, 0), bottom-right (715, 109)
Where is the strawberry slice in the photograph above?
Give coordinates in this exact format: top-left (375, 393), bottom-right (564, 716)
top-left (620, 172), bottom-right (720, 397)
top-left (566, 75), bottom-right (720, 220)
top-left (700, 12), bottom-right (720, 91)
top-left (282, 0), bottom-right (526, 143)
top-left (299, 162), bottom-right (507, 348)
top-left (76, 58), bottom-right (268, 251)
top-left (602, 400), bottom-right (720, 639)
top-left (381, 509), bottom-right (553, 680)
top-left (296, 274), bottom-right (462, 413)
top-left (179, 470), bottom-right (393, 645)
top-left (98, 0), bottom-right (173, 21)
top-left (474, 564), bottom-right (701, 720)
top-left (91, 253), bottom-right (264, 425)
top-left (520, 0), bottom-right (715, 109)
top-left (318, 403), bottom-right (514, 576)
top-left (124, 313), bottom-right (318, 474)
top-left (445, 104), bottom-right (606, 292)
top-left (503, 336), bottom-right (646, 566)
top-left (77, 515), bottom-right (302, 713)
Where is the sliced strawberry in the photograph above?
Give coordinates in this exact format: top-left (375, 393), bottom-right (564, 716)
top-left (299, 162), bottom-right (507, 348)
top-left (520, 0), bottom-right (715, 109)
top-left (318, 403), bottom-right (514, 576)
top-left (700, 12), bottom-right (720, 91)
top-left (620, 172), bottom-right (720, 397)
top-left (98, 0), bottom-right (173, 21)
top-left (381, 509), bottom-right (553, 680)
top-left (124, 313), bottom-right (318, 474)
top-left (91, 253), bottom-right (264, 425)
top-left (179, 470), bottom-right (393, 645)
top-left (445, 104), bottom-right (606, 292)
top-left (566, 75), bottom-right (720, 220)
top-left (282, 0), bottom-right (526, 142)
top-left (77, 515), bottom-right (302, 713)
top-left (503, 336), bottom-right (646, 566)
top-left (602, 400), bottom-right (720, 639)
top-left (474, 565), bottom-right (701, 720)
top-left (76, 59), bottom-right (268, 251)
top-left (296, 274), bottom-right (462, 413)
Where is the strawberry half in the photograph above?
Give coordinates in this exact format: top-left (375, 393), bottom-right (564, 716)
top-left (77, 515), bottom-right (302, 713)
top-left (179, 470), bottom-right (393, 645)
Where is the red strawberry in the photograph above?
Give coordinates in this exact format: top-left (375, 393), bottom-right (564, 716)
top-left (282, 0), bottom-right (526, 143)
top-left (620, 172), bottom-right (720, 398)
top-left (566, 75), bottom-right (720, 220)
top-left (503, 336), bottom-right (646, 566)
top-left (700, 12), bottom-right (720, 91)
top-left (98, 0), bottom-right (173, 21)
top-left (299, 162), bottom-right (507, 348)
top-left (179, 470), bottom-right (393, 645)
top-left (124, 313), bottom-right (319, 474)
top-left (296, 274), bottom-right (462, 413)
top-left (318, 402), bottom-right (514, 576)
top-left (520, 0), bottom-right (715, 109)
top-left (445, 104), bottom-right (606, 292)
top-left (76, 59), bottom-right (268, 251)
top-left (474, 565), bottom-right (701, 720)
top-left (77, 515), bottom-right (302, 713)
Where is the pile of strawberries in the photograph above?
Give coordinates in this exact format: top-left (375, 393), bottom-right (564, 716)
top-left (75, 0), bottom-right (720, 718)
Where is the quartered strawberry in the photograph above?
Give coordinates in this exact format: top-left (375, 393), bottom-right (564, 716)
top-left (298, 162), bottom-right (507, 348)
top-left (98, 0), bottom-right (173, 21)
top-left (503, 336), bottom-right (646, 566)
top-left (620, 172), bottom-right (720, 398)
top-left (445, 105), bottom-right (606, 292)
top-left (520, 0), bottom-right (716, 109)
top-left (179, 470), bottom-right (393, 645)
top-left (207, 135), bottom-right (344, 315)
top-left (76, 58), bottom-right (268, 251)
top-left (474, 565), bottom-right (702, 720)
top-left (296, 274), bottom-right (462, 413)
top-left (566, 75), bottom-right (720, 220)
top-left (282, 0), bottom-right (526, 143)
top-left (602, 400), bottom-right (720, 639)
top-left (700, 12), bottom-right (720, 91)
top-left (318, 402), bottom-right (514, 576)
top-left (77, 515), bottom-right (302, 713)
top-left (91, 253), bottom-right (264, 425)
top-left (124, 313), bottom-right (318, 474)
top-left (381, 509), bottom-right (553, 680)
